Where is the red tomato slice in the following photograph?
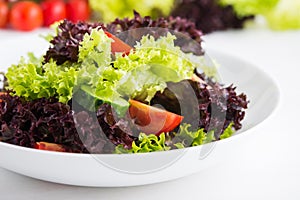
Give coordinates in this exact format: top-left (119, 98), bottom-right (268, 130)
top-left (104, 31), bottom-right (132, 55)
top-left (35, 142), bottom-right (65, 152)
top-left (128, 99), bottom-right (183, 135)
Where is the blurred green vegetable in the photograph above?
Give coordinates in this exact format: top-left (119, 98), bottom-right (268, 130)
top-left (89, 0), bottom-right (174, 22)
top-left (220, 0), bottom-right (300, 30)
top-left (265, 0), bottom-right (300, 30)
top-left (219, 0), bottom-right (279, 16)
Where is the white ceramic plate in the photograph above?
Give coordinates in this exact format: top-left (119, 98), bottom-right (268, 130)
top-left (0, 34), bottom-right (280, 187)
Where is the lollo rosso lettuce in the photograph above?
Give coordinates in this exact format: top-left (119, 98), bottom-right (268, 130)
top-left (170, 0), bottom-right (254, 33)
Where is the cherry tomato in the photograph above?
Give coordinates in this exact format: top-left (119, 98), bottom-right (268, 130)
top-left (35, 142), bottom-right (65, 152)
top-left (0, 1), bottom-right (9, 28)
top-left (66, 0), bottom-right (90, 23)
top-left (129, 99), bottom-right (184, 135)
top-left (41, 0), bottom-right (66, 27)
top-left (9, 1), bottom-right (43, 31)
top-left (105, 31), bottom-right (132, 55)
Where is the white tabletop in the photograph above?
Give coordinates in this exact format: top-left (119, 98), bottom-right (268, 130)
top-left (0, 27), bottom-right (300, 199)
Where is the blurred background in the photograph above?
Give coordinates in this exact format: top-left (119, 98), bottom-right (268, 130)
top-left (0, 0), bottom-right (299, 33)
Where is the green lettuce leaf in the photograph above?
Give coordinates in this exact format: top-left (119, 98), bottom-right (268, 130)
top-left (114, 123), bottom-right (220, 154)
top-left (115, 133), bottom-right (171, 154)
top-left (173, 123), bottom-right (215, 148)
top-left (114, 33), bottom-right (196, 102)
top-left (220, 122), bottom-right (235, 140)
top-left (76, 29), bottom-right (129, 115)
top-left (6, 55), bottom-right (79, 103)
top-left (78, 32), bottom-right (207, 115)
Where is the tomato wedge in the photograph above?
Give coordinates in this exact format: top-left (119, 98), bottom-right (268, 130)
top-left (35, 142), bottom-right (65, 152)
top-left (128, 99), bottom-right (183, 135)
top-left (104, 31), bottom-right (132, 55)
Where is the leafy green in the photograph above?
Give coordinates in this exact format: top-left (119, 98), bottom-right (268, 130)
top-left (114, 123), bottom-right (222, 154)
top-left (6, 55), bottom-right (79, 103)
top-left (116, 65), bottom-right (167, 102)
top-left (78, 32), bottom-right (205, 115)
top-left (173, 123), bottom-right (215, 147)
top-left (114, 33), bottom-right (197, 102)
top-left (76, 29), bottom-right (130, 115)
top-left (220, 122), bottom-right (235, 140)
top-left (204, 130), bottom-right (217, 144)
top-left (115, 133), bottom-right (171, 154)
top-left (78, 29), bottom-right (112, 64)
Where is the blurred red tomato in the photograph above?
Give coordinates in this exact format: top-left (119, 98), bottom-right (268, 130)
top-left (0, 1), bottom-right (9, 28)
top-left (41, 0), bottom-right (66, 27)
top-left (66, 0), bottom-right (90, 23)
top-left (9, 1), bottom-right (43, 31)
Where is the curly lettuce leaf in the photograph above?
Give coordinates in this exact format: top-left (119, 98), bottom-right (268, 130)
top-left (220, 122), bottom-right (235, 140)
top-left (114, 33), bottom-right (197, 102)
top-left (115, 133), bottom-right (171, 154)
top-left (116, 65), bottom-right (167, 102)
top-left (78, 29), bottom-right (112, 64)
top-left (115, 122), bottom-right (237, 154)
top-left (6, 28), bottom-right (112, 104)
top-left (76, 29), bottom-right (129, 115)
top-left (6, 55), bottom-right (78, 103)
top-left (79, 32), bottom-right (207, 115)
top-left (173, 123), bottom-right (215, 148)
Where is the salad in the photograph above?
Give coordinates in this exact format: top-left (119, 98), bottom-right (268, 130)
top-left (0, 19), bottom-right (248, 154)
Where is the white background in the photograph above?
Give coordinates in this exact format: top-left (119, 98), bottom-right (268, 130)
top-left (0, 25), bottom-right (300, 199)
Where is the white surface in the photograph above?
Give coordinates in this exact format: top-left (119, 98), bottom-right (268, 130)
top-left (0, 27), bottom-right (299, 198)
top-left (0, 48), bottom-right (279, 187)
